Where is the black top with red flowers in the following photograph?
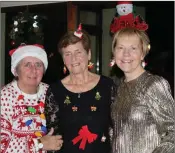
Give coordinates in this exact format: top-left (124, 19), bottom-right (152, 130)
top-left (45, 75), bottom-right (116, 153)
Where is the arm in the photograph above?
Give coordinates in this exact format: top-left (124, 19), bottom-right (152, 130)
top-left (109, 82), bottom-right (118, 145)
top-left (146, 77), bottom-right (175, 153)
top-left (44, 87), bottom-right (60, 135)
top-left (39, 86), bottom-right (62, 152)
top-left (0, 89), bottom-right (15, 153)
top-left (1, 110), bottom-right (13, 153)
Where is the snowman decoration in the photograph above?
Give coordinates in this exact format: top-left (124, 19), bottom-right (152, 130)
top-left (116, 1), bottom-right (133, 16)
top-left (110, 1), bottom-right (148, 35)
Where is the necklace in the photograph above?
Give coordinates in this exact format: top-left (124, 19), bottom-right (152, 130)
top-left (78, 93), bottom-right (81, 98)
top-left (69, 74), bottom-right (91, 98)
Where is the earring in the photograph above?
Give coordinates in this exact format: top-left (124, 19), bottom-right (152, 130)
top-left (63, 66), bottom-right (67, 74)
top-left (109, 59), bottom-right (115, 67)
top-left (141, 60), bottom-right (147, 68)
top-left (88, 61), bottom-right (94, 70)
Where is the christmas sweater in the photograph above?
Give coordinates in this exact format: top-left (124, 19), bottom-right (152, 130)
top-left (1, 80), bottom-right (49, 153)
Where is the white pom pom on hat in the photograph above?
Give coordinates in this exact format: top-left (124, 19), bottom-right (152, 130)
top-left (10, 44), bottom-right (48, 76)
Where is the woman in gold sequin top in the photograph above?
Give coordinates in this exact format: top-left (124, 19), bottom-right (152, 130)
top-left (111, 27), bottom-right (175, 153)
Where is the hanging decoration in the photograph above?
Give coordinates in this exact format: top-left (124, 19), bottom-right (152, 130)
top-left (9, 7), bottom-right (47, 47)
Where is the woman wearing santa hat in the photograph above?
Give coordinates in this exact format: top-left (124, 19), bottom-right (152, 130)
top-left (1, 44), bottom-right (63, 153)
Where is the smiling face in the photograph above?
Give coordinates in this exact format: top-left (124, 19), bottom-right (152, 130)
top-left (16, 56), bottom-right (44, 88)
top-left (113, 34), bottom-right (144, 76)
top-left (62, 41), bottom-right (91, 75)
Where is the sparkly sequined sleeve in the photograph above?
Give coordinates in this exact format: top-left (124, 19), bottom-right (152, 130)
top-left (109, 82), bottom-right (118, 145)
top-left (146, 77), bottom-right (175, 153)
top-left (45, 87), bottom-right (60, 135)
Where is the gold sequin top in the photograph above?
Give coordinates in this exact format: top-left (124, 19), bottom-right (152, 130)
top-left (111, 71), bottom-right (175, 153)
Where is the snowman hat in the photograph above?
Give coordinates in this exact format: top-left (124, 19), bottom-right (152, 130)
top-left (110, 1), bottom-right (148, 35)
top-left (117, 1), bottom-right (133, 5)
top-left (9, 44), bottom-right (48, 76)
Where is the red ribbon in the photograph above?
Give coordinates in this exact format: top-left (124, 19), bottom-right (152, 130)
top-left (72, 125), bottom-right (97, 150)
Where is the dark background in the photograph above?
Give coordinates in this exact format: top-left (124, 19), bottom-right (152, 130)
top-left (1, 1), bottom-right (174, 95)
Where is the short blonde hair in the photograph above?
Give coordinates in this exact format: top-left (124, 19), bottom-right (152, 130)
top-left (112, 27), bottom-right (150, 57)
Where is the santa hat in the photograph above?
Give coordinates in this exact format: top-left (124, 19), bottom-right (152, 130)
top-left (117, 1), bottom-right (132, 5)
top-left (74, 23), bottom-right (83, 38)
top-left (77, 23), bottom-right (82, 31)
top-left (9, 44), bottom-right (48, 76)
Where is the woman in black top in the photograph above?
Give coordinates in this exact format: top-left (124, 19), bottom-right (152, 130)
top-left (45, 24), bottom-right (117, 153)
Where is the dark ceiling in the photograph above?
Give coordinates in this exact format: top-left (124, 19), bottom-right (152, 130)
top-left (73, 1), bottom-right (173, 9)
top-left (1, 1), bottom-right (173, 13)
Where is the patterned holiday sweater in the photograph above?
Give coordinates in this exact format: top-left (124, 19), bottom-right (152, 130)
top-left (1, 80), bottom-right (49, 153)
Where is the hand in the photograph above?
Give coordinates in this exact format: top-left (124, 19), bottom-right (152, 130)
top-left (40, 127), bottom-right (63, 151)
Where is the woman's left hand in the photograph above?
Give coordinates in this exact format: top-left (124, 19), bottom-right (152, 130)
top-left (40, 127), bottom-right (63, 150)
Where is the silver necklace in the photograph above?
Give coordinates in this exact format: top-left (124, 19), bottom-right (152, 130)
top-left (78, 93), bottom-right (81, 98)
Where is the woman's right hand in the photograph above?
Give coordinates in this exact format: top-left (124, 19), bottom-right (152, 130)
top-left (40, 127), bottom-right (63, 151)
